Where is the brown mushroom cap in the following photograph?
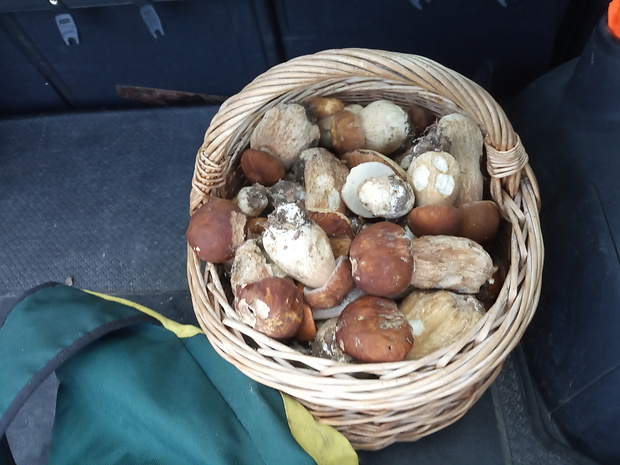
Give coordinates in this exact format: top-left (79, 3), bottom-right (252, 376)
top-left (406, 204), bottom-right (463, 236)
top-left (335, 295), bottom-right (413, 363)
top-left (307, 210), bottom-right (354, 237)
top-left (304, 255), bottom-right (355, 309)
top-left (236, 276), bottom-right (304, 339)
top-left (331, 109), bottom-right (366, 154)
top-left (186, 197), bottom-right (246, 264)
top-left (349, 222), bottom-right (414, 297)
top-left (457, 200), bottom-right (501, 244)
top-left (240, 149), bottom-right (286, 186)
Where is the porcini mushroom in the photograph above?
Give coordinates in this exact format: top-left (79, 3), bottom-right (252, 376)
top-left (410, 235), bottom-right (495, 293)
top-left (357, 173), bottom-right (415, 219)
top-left (236, 276), bottom-right (304, 339)
top-left (250, 103), bottom-right (320, 169)
top-left (406, 151), bottom-right (461, 206)
top-left (240, 148), bottom-right (286, 186)
top-left (236, 184), bottom-right (268, 217)
top-left (301, 147), bottom-right (349, 213)
top-left (186, 197), bottom-right (246, 264)
top-left (436, 113), bottom-right (485, 207)
top-left (230, 239), bottom-right (285, 295)
top-left (304, 255), bottom-right (355, 309)
top-left (400, 290), bottom-right (485, 359)
top-left (335, 295), bottom-right (414, 363)
top-left (262, 202), bottom-right (336, 288)
top-left (358, 100), bottom-right (410, 155)
top-left (340, 162), bottom-right (396, 218)
top-left (330, 109), bottom-right (366, 154)
top-left (349, 221), bottom-right (414, 297)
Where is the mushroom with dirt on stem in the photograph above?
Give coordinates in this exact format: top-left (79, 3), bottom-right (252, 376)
top-left (262, 202), bottom-right (336, 289)
top-left (341, 161), bottom-right (400, 218)
top-left (300, 147), bottom-right (350, 214)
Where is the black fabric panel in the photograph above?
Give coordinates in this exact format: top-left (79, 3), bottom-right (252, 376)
top-left (2, 0), bottom-right (280, 114)
top-left (0, 17), bottom-right (68, 116)
top-left (272, 0), bottom-right (570, 98)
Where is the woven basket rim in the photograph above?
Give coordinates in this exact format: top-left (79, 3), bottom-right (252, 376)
top-left (186, 48), bottom-right (544, 450)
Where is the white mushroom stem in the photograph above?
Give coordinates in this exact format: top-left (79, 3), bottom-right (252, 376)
top-left (301, 148), bottom-right (349, 213)
top-left (357, 174), bottom-right (415, 219)
top-left (262, 203), bottom-right (336, 288)
top-left (341, 162), bottom-right (396, 218)
top-left (436, 113), bottom-right (484, 207)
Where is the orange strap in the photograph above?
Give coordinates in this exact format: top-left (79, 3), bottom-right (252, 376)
top-left (609, 0), bottom-right (620, 39)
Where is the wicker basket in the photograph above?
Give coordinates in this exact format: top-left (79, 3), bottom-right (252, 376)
top-left (187, 48), bottom-right (544, 451)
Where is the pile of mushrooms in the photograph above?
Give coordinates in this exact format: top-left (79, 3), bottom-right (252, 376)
top-left (187, 97), bottom-right (504, 364)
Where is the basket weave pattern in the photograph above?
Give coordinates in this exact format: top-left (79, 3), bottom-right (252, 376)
top-left (187, 49), bottom-right (544, 450)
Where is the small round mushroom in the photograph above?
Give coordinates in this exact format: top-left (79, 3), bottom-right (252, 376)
top-left (335, 295), bottom-right (414, 363)
top-left (305, 96), bottom-right (345, 119)
top-left (357, 173), bottom-right (415, 219)
top-left (358, 100), bottom-right (410, 155)
top-left (306, 97), bottom-right (346, 150)
top-left (240, 149), bottom-right (286, 187)
top-left (236, 184), bottom-right (269, 217)
top-left (186, 197), bottom-right (246, 264)
top-left (406, 151), bottom-right (461, 206)
top-left (457, 200), bottom-right (501, 244)
top-left (340, 162), bottom-right (396, 218)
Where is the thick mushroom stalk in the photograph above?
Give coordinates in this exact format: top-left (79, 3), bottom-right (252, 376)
top-left (262, 202), bottom-right (337, 288)
top-left (436, 113), bottom-right (484, 207)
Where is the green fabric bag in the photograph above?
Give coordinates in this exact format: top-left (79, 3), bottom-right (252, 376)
top-left (0, 283), bottom-right (357, 465)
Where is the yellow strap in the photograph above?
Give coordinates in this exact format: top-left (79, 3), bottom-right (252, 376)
top-left (281, 393), bottom-right (358, 465)
top-left (84, 291), bottom-right (203, 338)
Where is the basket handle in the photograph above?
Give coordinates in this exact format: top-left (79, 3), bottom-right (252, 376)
top-left (191, 48), bottom-right (535, 212)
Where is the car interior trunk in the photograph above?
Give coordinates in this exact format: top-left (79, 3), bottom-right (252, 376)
top-left (1, 1), bottom-right (618, 464)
